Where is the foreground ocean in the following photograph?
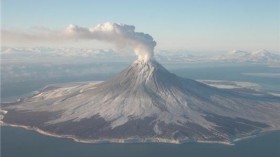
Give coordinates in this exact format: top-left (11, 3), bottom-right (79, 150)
top-left (2, 126), bottom-right (280, 157)
top-left (1, 62), bottom-right (280, 156)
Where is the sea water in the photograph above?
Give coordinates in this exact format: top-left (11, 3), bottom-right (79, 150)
top-left (1, 126), bottom-right (280, 157)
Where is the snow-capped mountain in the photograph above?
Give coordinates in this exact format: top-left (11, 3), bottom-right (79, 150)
top-left (251, 49), bottom-right (280, 62)
top-left (2, 58), bottom-right (280, 144)
top-left (2, 47), bottom-right (279, 64)
top-left (214, 49), bottom-right (280, 63)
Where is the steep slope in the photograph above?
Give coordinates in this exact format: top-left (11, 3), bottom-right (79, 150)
top-left (2, 59), bottom-right (280, 144)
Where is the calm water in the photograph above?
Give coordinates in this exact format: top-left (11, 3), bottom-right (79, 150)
top-left (1, 63), bottom-right (280, 157)
top-left (1, 126), bottom-right (280, 157)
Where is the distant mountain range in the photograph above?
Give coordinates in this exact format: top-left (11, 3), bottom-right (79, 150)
top-left (2, 47), bottom-right (280, 64)
top-left (211, 49), bottom-right (280, 63)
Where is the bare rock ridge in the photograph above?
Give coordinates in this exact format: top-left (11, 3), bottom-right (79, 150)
top-left (2, 58), bottom-right (280, 144)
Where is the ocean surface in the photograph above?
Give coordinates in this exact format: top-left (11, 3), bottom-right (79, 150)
top-left (1, 126), bottom-right (280, 157)
top-left (1, 62), bottom-right (280, 157)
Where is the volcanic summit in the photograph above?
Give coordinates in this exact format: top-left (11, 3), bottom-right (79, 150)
top-left (2, 57), bottom-right (280, 144)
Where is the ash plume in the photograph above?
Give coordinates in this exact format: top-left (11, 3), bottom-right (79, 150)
top-left (2, 22), bottom-right (157, 61)
top-left (64, 22), bottom-right (156, 61)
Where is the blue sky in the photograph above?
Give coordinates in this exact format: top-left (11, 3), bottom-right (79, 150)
top-left (2, 0), bottom-right (280, 52)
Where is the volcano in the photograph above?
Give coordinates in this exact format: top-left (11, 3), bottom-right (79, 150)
top-left (1, 58), bottom-right (280, 144)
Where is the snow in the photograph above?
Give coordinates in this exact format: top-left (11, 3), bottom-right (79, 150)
top-left (0, 109), bottom-right (8, 123)
top-left (198, 80), bottom-right (260, 90)
top-left (212, 49), bottom-right (280, 63)
top-left (3, 59), bottom-right (280, 139)
top-left (270, 93), bottom-right (280, 97)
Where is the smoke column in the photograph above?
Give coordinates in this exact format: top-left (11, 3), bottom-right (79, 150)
top-left (65, 22), bottom-right (157, 61)
top-left (2, 22), bottom-right (157, 61)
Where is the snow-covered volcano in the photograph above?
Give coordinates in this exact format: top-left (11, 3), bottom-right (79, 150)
top-left (2, 58), bottom-right (280, 144)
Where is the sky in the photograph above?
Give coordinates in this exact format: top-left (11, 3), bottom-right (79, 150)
top-left (1, 0), bottom-right (280, 53)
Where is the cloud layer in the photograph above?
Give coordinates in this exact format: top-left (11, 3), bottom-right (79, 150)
top-left (2, 22), bottom-right (157, 61)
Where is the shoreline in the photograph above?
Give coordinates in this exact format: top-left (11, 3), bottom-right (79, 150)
top-left (1, 108), bottom-right (279, 146)
top-left (1, 122), bottom-right (234, 145)
top-left (1, 110), bottom-right (278, 146)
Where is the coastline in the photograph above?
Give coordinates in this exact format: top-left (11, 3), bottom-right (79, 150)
top-left (0, 122), bottom-right (234, 145)
top-left (1, 79), bottom-right (279, 146)
top-left (1, 108), bottom-right (278, 146)
top-left (1, 102), bottom-right (233, 145)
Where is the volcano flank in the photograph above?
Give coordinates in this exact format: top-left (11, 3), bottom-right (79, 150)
top-left (1, 58), bottom-right (280, 144)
